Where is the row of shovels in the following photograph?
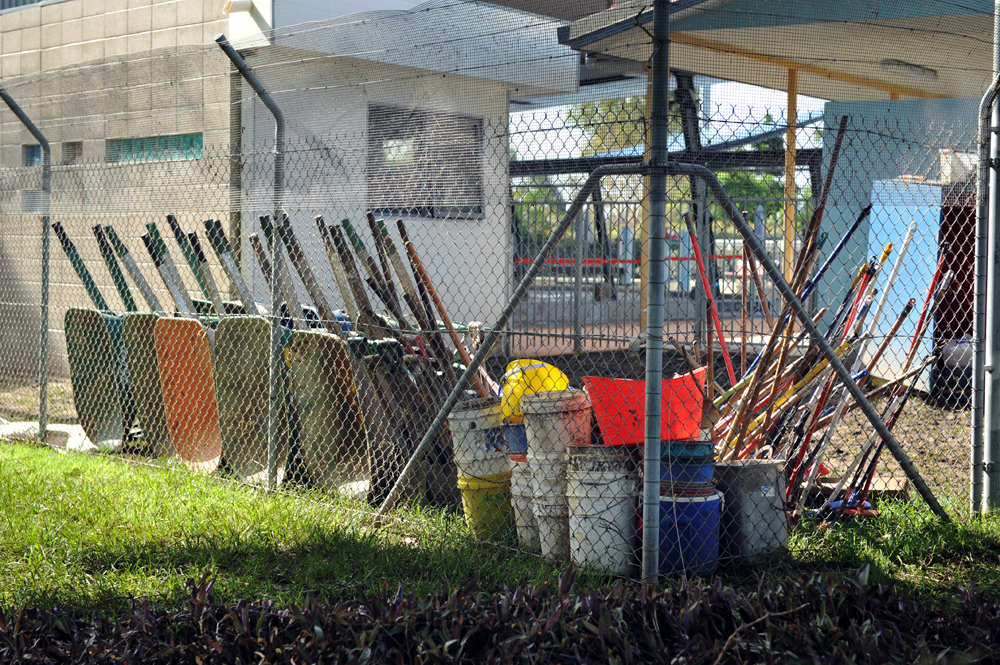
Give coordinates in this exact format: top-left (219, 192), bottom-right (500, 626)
top-left (55, 212), bottom-right (487, 506)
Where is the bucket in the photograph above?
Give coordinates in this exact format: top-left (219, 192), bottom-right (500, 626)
top-left (509, 455), bottom-right (539, 551)
top-left (504, 423), bottom-right (528, 453)
top-left (658, 490), bottom-right (723, 574)
top-left (500, 360), bottom-right (571, 424)
top-left (566, 446), bottom-right (637, 574)
top-left (534, 500), bottom-right (570, 560)
top-left (661, 456), bottom-right (715, 485)
top-left (457, 472), bottom-right (514, 538)
top-left (523, 389), bottom-right (592, 455)
top-left (448, 397), bottom-right (509, 478)
top-left (664, 440), bottom-right (715, 458)
top-left (714, 461), bottom-right (787, 560)
top-left (528, 449), bottom-right (569, 560)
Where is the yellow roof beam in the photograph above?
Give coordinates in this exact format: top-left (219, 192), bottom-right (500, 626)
top-left (671, 33), bottom-right (949, 100)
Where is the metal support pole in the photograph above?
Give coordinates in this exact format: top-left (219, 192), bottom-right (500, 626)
top-left (216, 34), bottom-right (285, 490)
top-left (572, 206), bottom-right (585, 354)
top-left (976, 64), bottom-right (1000, 513)
top-left (0, 85), bottom-right (51, 445)
top-left (642, 0), bottom-right (670, 586)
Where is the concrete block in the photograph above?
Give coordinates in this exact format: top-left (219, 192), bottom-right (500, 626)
top-left (151, 1), bottom-right (176, 30)
top-left (0, 7), bottom-right (24, 31)
top-left (20, 26), bottom-right (39, 50)
top-left (128, 0), bottom-right (151, 8)
top-left (127, 6), bottom-right (151, 33)
top-left (81, 39), bottom-right (104, 63)
top-left (40, 3), bottom-right (62, 26)
top-left (151, 27), bottom-right (176, 50)
top-left (177, 0), bottom-right (203, 26)
top-left (2, 29), bottom-right (21, 55)
top-left (127, 31), bottom-right (152, 54)
top-left (41, 23), bottom-right (61, 50)
top-left (62, 43), bottom-right (82, 66)
top-left (62, 1), bottom-right (84, 21)
top-left (1, 54), bottom-right (19, 78)
top-left (104, 8), bottom-right (128, 37)
top-left (40, 48), bottom-right (62, 71)
top-left (62, 19), bottom-right (83, 44)
top-left (82, 15), bottom-right (104, 41)
top-left (104, 35), bottom-right (128, 57)
top-left (18, 52), bottom-right (39, 75)
top-left (175, 23), bottom-right (201, 46)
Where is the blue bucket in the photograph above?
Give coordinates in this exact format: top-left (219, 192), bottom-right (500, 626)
top-left (661, 457), bottom-right (714, 485)
top-left (664, 440), bottom-right (714, 458)
top-left (659, 490), bottom-right (722, 574)
top-left (503, 423), bottom-right (528, 453)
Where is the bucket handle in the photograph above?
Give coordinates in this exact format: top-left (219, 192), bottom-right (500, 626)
top-left (502, 362), bottom-right (547, 382)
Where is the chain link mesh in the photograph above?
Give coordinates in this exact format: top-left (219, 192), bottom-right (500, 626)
top-left (0, 0), bottom-right (983, 579)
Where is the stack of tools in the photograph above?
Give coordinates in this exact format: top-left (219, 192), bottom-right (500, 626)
top-left (51, 211), bottom-right (507, 510)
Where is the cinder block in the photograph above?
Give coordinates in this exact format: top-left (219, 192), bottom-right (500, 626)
top-left (127, 31), bottom-right (152, 54)
top-left (82, 15), bottom-right (104, 42)
top-left (127, 6), bottom-right (151, 33)
top-left (151, 27), bottom-right (176, 50)
top-left (175, 24), bottom-right (201, 46)
top-left (62, 0), bottom-right (83, 20)
top-left (177, 0), bottom-right (203, 26)
top-left (151, 1), bottom-right (176, 30)
top-left (40, 47), bottom-right (62, 71)
top-left (104, 35), bottom-right (128, 57)
top-left (19, 52), bottom-right (39, 75)
top-left (20, 26), bottom-right (39, 51)
top-left (2, 29), bottom-right (22, 55)
top-left (41, 24), bottom-right (61, 50)
top-left (39, 3), bottom-right (62, 26)
top-left (104, 8), bottom-right (128, 37)
top-left (128, 0), bottom-right (151, 8)
top-left (62, 19), bottom-right (83, 44)
top-left (81, 39), bottom-right (103, 63)
top-left (0, 7), bottom-right (24, 31)
top-left (1, 54), bottom-right (20, 78)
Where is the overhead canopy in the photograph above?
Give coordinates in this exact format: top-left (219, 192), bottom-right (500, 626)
top-left (559, 0), bottom-right (992, 101)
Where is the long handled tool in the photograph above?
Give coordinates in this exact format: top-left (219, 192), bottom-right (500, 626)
top-left (53, 222), bottom-right (138, 450)
top-left (683, 211), bottom-right (736, 385)
top-left (93, 226), bottom-right (137, 313)
top-left (146, 223), bottom-right (197, 315)
top-left (142, 234), bottom-right (193, 318)
top-left (103, 225), bottom-right (171, 454)
top-left (104, 227), bottom-right (165, 315)
top-left (166, 214), bottom-right (214, 307)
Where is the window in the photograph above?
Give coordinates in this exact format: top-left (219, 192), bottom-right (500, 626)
top-left (62, 142), bottom-right (83, 165)
top-left (367, 105), bottom-right (483, 218)
top-left (106, 133), bottom-right (203, 164)
top-left (22, 144), bottom-right (41, 167)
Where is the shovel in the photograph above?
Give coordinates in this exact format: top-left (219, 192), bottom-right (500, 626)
top-left (52, 222), bottom-right (135, 451)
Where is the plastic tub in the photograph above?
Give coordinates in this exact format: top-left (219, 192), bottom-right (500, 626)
top-left (457, 472), bottom-right (514, 538)
top-left (509, 455), bottom-right (539, 551)
top-left (523, 389), bottom-right (592, 455)
top-left (566, 446), bottom-right (637, 574)
top-left (504, 423), bottom-right (528, 453)
top-left (448, 397), bottom-right (509, 478)
top-left (664, 440), bottom-right (715, 458)
top-left (501, 360), bottom-right (571, 424)
top-left (658, 490), bottom-right (723, 574)
top-left (661, 457), bottom-right (714, 485)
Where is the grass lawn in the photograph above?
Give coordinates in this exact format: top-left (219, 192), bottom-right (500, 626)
top-left (3, 439), bottom-right (1000, 616)
top-left (0, 441), bottom-right (590, 614)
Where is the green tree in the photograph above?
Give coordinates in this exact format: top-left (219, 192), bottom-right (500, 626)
top-left (564, 94), bottom-right (684, 157)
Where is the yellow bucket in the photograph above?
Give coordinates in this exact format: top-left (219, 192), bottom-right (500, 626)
top-left (500, 360), bottom-right (570, 424)
top-left (457, 472), bottom-right (514, 538)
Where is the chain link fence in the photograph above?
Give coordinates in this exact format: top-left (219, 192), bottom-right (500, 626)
top-left (0, 1), bottom-right (982, 581)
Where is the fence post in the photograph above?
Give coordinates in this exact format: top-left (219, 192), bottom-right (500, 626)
top-left (976, 67), bottom-right (1000, 514)
top-left (216, 34), bottom-right (286, 490)
top-left (0, 85), bottom-right (51, 445)
top-left (642, 0), bottom-right (671, 586)
top-left (573, 205), bottom-right (585, 354)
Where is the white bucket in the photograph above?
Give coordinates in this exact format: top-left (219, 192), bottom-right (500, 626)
top-left (448, 397), bottom-right (509, 478)
top-left (528, 450), bottom-right (567, 498)
top-left (566, 445), bottom-right (638, 574)
top-left (509, 456), bottom-right (539, 551)
top-left (534, 500), bottom-right (570, 560)
top-left (523, 390), bottom-right (592, 455)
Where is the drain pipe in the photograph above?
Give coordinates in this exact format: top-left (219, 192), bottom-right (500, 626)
top-left (642, 0), bottom-right (671, 586)
top-left (216, 34), bottom-right (286, 489)
top-left (0, 86), bottom-right (51, 445)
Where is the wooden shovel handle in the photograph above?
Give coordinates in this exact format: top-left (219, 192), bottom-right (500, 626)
top-left (403, 239), bottom-right (488, 399)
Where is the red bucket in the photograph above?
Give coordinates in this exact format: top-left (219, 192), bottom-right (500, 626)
top-left (583, 367), bottom-right (706, 445)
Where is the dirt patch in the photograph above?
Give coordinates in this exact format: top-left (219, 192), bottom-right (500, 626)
top-left (0, 380), bottom-right (77, 424)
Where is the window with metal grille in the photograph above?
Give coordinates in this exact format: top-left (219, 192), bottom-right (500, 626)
top-left (62, 142), bottom-right (83, 165)
top-left (367, 105), bottom-right (483, 219)
top-left (106, 133), bottom-right (203, 164)
top-left (22, 144), bottom-right (40, 167)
